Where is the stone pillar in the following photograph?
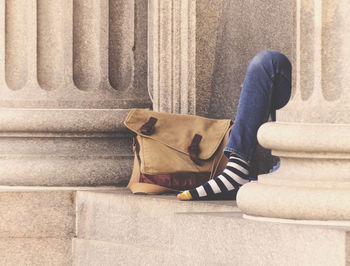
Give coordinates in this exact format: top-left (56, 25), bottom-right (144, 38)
top-left (237, 0), bottom-right (350, 221)
top-left (0, 0), bottom-right (150, 186)
top-left (148, 0), bottom-right (231, 117)
top-left (148, 0), bottom-right (196, 114)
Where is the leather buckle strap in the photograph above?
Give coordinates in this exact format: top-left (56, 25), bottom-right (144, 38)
top-left (140, 117), bottom-right (158, 135)
top-left (188, 134), bottom-right (202, 165)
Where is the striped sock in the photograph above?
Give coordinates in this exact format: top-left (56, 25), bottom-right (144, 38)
top-left (177, 155), bottom-right (250, 200)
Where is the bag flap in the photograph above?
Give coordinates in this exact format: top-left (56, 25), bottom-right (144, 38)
top-left (124, 108), bottom-right (232, 160)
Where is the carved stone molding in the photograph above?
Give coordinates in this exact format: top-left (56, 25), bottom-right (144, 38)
top-left (1, 0), bottom-right (149, 108)
top-left (148, 0), bottom-right (196, 114)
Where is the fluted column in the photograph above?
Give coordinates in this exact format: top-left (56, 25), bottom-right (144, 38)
top-left (1, 0), bottom-right (150, 108)
top-left (237, 0), bottom-right (350, 221)
top-left (148, 0), bottom-right (196, 114)
top-left (0, 0), bottom-right (150, 185)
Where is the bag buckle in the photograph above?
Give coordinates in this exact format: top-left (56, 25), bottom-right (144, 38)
top-left (188, 134), bottom-right (202, 165)
top-left (140, 117), bottom-right (158, 135)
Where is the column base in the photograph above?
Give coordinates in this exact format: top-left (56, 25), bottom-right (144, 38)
top-left (237, 122), bottom-right (350, 221)
top-left (238, 181), bottom-right (350, 220)
top-left (243, 214), bottom-right (350, 227)
top-left (0, 109), bottom-right (133, 186)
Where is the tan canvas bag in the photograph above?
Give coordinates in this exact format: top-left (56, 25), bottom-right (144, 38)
top-left (124, 109), bottom-right (233, 194)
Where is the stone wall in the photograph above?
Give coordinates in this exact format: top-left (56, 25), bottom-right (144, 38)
top-left (196, 0), bottom-right (294, 175)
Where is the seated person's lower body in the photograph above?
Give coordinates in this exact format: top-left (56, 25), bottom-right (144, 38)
top-left (178, 50), bottom-right (292, 201)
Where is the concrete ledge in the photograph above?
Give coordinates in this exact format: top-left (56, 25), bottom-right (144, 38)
top-left (73, 238), bottom-right (174, 266)
top-left (75, 188), bottom-right (350, 266)
top-left (0, 238), bottom-right (72, 266)
top-left (175, 211), bottom-right (349, 266)
top-left (0, 190), bottom-right (75, 238)
top-left (76, 189), bottom-right (236, 248)
top-left (0, 186), bottom-right (120, 238)
top-left (0, 186), bottom-right (122, 266)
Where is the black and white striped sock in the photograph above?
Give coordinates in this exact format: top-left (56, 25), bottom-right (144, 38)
top-left (177, 155), bottom-right (250, 200)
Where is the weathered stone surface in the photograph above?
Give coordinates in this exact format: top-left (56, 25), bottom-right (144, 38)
top-left (0, 109), bottom-right (130, 133)
top-left (0, 109), bottom-right (135, 186)
top-left (0, 156), bottom-right (133, 186)
top-left (148, 0), bottom-right (196, 114)
top-left (174, 212), bottom-right (348, 266)
top-left (75, 189), bottom-right (350, 266)
top-left (1, 0), bottom-right (150, 108)
top-left (0, 186), bottom-right (120, 238)
top-left (202, 0), bottom-right (294, 119)
top-left (0, 238), bottom-right (72, 266)
top-left (76, 189), bottom-right (235, 247)
top-left (279, 0), bottom-right (350, 124)
top-left (73, 238), bottom-right (174, 266)
top-left (195, 0), bottom-right (224, 117)
top-left (0, 190), bottom-right (74, 238)
top-left (0, 187), bottom-right (121, 265)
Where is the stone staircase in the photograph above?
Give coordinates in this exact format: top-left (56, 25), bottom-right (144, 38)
top-left (0, 186), bottom-right (119, 265)
top-left (1, 187), bottom-right (349, 266)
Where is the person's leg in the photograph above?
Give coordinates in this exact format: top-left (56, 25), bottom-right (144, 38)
top-left (224, 50), bottom-right (292, 163)
top-left (178, 50), bottom-right (292, 201)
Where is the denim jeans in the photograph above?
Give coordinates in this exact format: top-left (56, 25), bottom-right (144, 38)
top-left (223, 50), bottom-right (292, 166)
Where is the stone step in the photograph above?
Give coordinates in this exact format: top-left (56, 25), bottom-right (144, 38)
top-left (1, 238), bottom-right (72, 266)
top-left (73, 238), bottom-right (175, 266)
top-left (75, 188), bottom-right (350, 266)
top-left (76, 188), bottom-right (236, 248)
top-left (0, 186), bottom-right (121, 266)
top-left (175, 212), bottom-right (349, 266)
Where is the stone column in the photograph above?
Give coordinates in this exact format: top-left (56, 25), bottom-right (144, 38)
top-left (148, 0), bottom-right (229, 117)
top-left (237, 0), bottom-right (350, 221)
top-left (0, 0), bottom-right (150, 186)
top-left (148, 0), bottom-right (196, 114)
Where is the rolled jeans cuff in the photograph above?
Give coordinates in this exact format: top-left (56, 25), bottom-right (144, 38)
top-left (223, 146), bottom-right (251, 165)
